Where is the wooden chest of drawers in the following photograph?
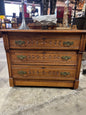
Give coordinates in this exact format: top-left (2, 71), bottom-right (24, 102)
top-left (1, 29), bottom-right (86, 89)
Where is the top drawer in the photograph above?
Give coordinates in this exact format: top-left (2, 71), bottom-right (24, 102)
top-left (9, 33), bottom-right (80, 50)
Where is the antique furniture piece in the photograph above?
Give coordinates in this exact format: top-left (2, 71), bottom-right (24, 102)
top-left (1, 29), bottom-right (86, 89)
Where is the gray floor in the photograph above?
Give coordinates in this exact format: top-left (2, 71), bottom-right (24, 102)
top-left (0, 38), bottom-right (86, 115)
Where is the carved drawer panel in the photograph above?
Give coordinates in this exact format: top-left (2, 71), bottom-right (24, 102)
top-left (12, 65), bottom-right (76, 81)
top-left (10, 50), bottom-right (77, 65)
top-left (9, 33), bottom-right (80, 50)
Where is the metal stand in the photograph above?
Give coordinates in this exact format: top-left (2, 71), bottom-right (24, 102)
top-left (19, 0), bottom-right (29, 30)
top-left (66, 0), bottom-right (70, 27)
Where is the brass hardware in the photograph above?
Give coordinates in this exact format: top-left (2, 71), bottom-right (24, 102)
top-left (61, 72), bottom-right (70, 76)
top-left (15, 41), bottom-right (25, 45)
top-left (17, 55), bottom-right (26, 60)
top-left (63, 41), bottom-right (73, 47)
top-left (61, 56), bottom-right (71, 61)
top-left (18, 71), bottom-right (27, 75)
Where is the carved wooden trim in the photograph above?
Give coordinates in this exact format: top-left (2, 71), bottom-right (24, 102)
top-left (75, 53), bottom-right (82, 80)
top-left (9, 78), bottom-right (14, 87)
top-left (1, 29), bottom-right (86, 33)
top-left (10, 38), bottom-right (80, 50)
top-left (3, 33), bottom-right (9, 50)
top-left (12, 65), bottom-right (76, 81)
top-left (6, 51), bottom-right (12, 77)
top-left (74, 80), bottom-right (79, 89)
top-left (11, 51), bottom-right (77, 65)
top-left (80, 34), bottom-right (85, 51)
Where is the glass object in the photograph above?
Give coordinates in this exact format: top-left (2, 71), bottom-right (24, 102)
top-left (19, 0), bottom-right (29, 30)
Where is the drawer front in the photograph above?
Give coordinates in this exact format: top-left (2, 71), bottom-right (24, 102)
top-left (9, 33), bottom-right (80, 50)
top-left (12, 65), bottom-right (76, 81)
top-left (14, 80), bottom-right (74, 88)
top-left (11, 50), bottom-right (77, 65)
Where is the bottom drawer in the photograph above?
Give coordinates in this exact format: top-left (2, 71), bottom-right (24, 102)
top-left (13, 79), bottom-right (74, 88)
top-left (12, 65), bottom-right (76, 81)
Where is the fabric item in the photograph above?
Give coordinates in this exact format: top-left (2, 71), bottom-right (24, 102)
top-left (43, 0), bottom-right (56, 15)
top-left (50, 0), bottom-right (57, 14)
top-left (57, 7), bottom-right (64, 18)
top-left (24, 4), bottom-right (27, 13)
top-left (24, 4), bottom-right (29, 18)
top-left (57, 6), bottom-right (72, 18)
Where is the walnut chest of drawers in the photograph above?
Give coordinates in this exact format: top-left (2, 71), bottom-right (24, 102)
top-left (2, 29), bottom-right (86, 89)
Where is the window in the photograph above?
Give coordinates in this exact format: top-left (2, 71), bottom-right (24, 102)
top-left (5, 3), bottom-right (20, 18)
top-left (5, 2), bottom-right (41, 20)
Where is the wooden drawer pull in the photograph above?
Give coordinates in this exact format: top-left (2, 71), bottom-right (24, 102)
top-left (60, 72), bottom-right (70, 76)
top-left (63, 41), bottom-right (74, 47)
top-left (18, 71), bottom-right (27, 75)
top-left (15, 41), bottom-right (25, 45)
top-left (61, 56), bottom-right (71, 61)
top-left (17, 55), bottom-right (26, 60)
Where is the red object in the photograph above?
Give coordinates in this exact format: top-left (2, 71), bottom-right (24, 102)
top-left (24, 4), bottom-right (29, 18)
top-left (24, 13), bottom-right (29, 18)
top-left (24, 4), bottom-right (27, 13)
top-left (57, 6), bottom-right (72, 19)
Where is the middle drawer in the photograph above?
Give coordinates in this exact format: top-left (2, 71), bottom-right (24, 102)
top-left (10, 50), bottom-right (77, 65)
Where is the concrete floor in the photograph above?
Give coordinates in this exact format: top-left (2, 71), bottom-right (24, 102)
top-left (0, 38), bottom-right (86, 115)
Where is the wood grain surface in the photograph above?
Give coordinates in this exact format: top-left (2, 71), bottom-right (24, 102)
top-left (10, 50), bottom-right (77, 65)
top-left (9, 33), bottom-right (80, 50)
top-left (12, 65), bottom-right (76, 81)
top-left (1, 29), bottom-right (86, 33)
top-left (2, 30), bottom-right (86, 89)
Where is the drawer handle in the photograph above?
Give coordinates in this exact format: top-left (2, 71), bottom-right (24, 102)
top-left (17, 55), bottom-right (26, 60)
top-left (61, 56), bottom-right (71, 61)
top-left (63, 41), bottom-right (73, 47)
top-left (61, 72), bottom-right (70, 76)
top-left (15, 41), bottom-right (25, 45)
top-left (18, 71), bottom-right (27, 75)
